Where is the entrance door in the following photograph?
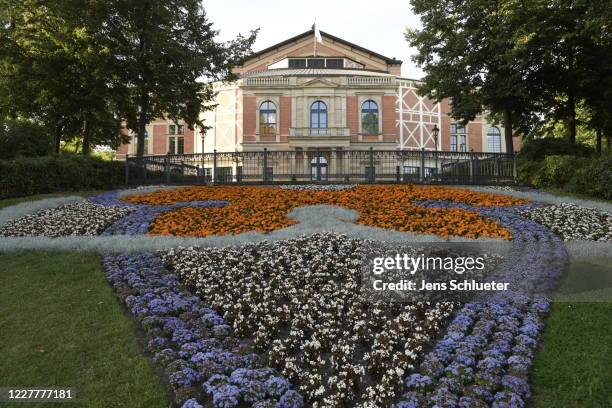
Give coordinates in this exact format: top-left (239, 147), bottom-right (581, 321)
top-left (311, 156), bottom-right (328, 180)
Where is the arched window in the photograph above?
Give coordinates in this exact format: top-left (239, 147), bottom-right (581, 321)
top-left (487, 127), bottom-right (502, 152)
top-left (310, 101), bottom-right (328, 129)
top-left (361, 100), bottom-right (379, 135)
top-left (259, 101), bottom-right (277, 135)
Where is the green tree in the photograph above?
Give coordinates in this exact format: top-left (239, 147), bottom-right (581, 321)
top-left (407, 0), bottom-right (533, 153)
top-left (407, 0), bottom-right (612, 151)
top-left (103, 0), bottom-right (257, 157)
top-left (0, 0), bottom-right (125, 154)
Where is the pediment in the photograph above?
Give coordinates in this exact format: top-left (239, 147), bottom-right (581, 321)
top-left (300, 78), bottom-right (339, 88)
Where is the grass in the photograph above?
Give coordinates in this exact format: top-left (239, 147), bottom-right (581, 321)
top-left (0, 251), bottom-right (170, 408)
top-left (0, 191), bottom-right (105, 210)
top-left (530, 258), bottom-right (612, 408)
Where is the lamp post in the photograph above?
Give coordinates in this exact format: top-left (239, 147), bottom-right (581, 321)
top-left (432, 124), bottom-right (440, 179)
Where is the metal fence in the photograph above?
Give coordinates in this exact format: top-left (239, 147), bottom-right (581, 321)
top-left (124, 148), bottom-right (517, 186)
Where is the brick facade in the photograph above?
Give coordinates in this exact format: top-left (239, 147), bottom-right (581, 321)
top-left (381, 96), bottom-right (397, 142)
top-left (279, 96), bottom-right (291, 142)
top-left (347, 96), bottom-right (358, 141)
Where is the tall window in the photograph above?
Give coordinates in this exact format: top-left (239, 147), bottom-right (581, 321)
top-left (168, 124), bottom-right (185, 154)
top-left (311, 101), bottom-right (328, 129)
top-left (361, 100), bottom-right (379, 135)
top-left (450, 124), bottom-right (467, 152)
top-left (259, 101), bottom-right (277, 135)
top-left (487, 127), bottom-right (502, 152)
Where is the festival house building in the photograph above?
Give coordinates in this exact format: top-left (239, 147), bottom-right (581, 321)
top-left (117, 29), bottom-right (520, 183)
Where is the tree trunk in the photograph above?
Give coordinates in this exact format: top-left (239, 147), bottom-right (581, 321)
top-left (567, 92), bottom-right (576, 144)
top-left (54, 124), bottom-right (63, 154)
top-left (82, 117), bottom-right (92, 155)
top-left (135, 1), bottom-right (151, 158)
top-left (503, 108), bottom-right (514, 153)
top-left (606, 133), bottom-right (611, 151)
top-left (596, 127), bottom-right (602, 154)
top-left (136, 94), bottom-right (148, 158)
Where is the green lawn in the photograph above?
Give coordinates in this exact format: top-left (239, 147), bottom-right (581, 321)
top-left (530, 258), bottom-right (612, 408)
top-left (0, 191), bottom-right (104, 210)
top-left (0, 251), bottom-right (170, 408)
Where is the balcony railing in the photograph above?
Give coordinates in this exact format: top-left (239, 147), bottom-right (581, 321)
top-left (244, 77), bottom-right (290, 86)
top-left (289, 127), bottom-right (351, 137)
top-left (347, 76), bottom-right (395, 85)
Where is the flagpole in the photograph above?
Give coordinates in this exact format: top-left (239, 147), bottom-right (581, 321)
top-left (313, 22), bottom-right (317, 57)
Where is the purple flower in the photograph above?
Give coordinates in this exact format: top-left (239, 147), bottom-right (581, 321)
top-left (264, 376), bottom-right (290, 398)
top-left (404, 373), bottom-right (433, 391)
top-left (278, 390), bottom-right (304, 408)
top-left (211, 384), bottom-right (241, 408)
top-left (181, 399), bottom-right (203, 408)
top-left (492, 391), bottom-right (525, 408)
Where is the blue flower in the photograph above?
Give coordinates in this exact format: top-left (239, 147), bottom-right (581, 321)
top-left (278, 390), bottom-right (304, 408)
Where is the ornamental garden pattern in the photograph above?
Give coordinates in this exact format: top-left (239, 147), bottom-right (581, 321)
top-left (0, 184), bottom-right (608, 407)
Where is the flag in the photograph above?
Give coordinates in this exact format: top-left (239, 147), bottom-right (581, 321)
top-left (312, 22), bottom-right (322, 43)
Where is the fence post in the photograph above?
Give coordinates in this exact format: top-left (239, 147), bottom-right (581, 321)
top-left (124, 154), bottom-right (130, 186)
top-left (316, 149), bottom-right (321, 181)
top-left (213, 149), bottom-right (217, 184)
top-left (512, 153), bottom-right (517, 183)
top-left (263, 148), bottom-right (268, 183)
top-left (142, 157), bottom-right (147, 182)
top-left (369, 147), bottom-right (374, 183)
top-left (164, 154), bottom-right (170, 184)
top-left (469, 152), bottom-right (475, 184)
top-left (420, 148), bottom-right (425, 183)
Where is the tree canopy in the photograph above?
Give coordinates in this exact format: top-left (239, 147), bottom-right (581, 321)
top-left (407, 0), bottom-right (612, 153)
top-left (0, 0), bottom-right (257, 156)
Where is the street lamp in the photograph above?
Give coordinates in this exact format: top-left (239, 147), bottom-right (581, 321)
top-left (432, 124), bottom-right (440, 150)
top-left (432, 124), bottom-right (440, 180)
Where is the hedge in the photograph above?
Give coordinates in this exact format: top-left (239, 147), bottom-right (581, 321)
top-left (0, 155), bottom-right (124, 199)
top-left (519, 154), bottom-right (612, 200)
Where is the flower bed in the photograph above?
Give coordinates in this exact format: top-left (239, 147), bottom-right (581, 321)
top-left (0, 201), bottom-right (133, 237)
top-left (391, 201), bottom-right (568, 407)
top-left (160, 233), bottom-right (501, 407)
top-left (516, 203), bottom-right (612, 241)
top-left (103, 252), bottom-right (301, 408)
top-left (123, 185), bottom-right (525, 239)
top-left (89, 191), bottom-right (227, 236)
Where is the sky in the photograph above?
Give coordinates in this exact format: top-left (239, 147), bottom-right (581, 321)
top-left (204, 0), bottom-right (424, 79)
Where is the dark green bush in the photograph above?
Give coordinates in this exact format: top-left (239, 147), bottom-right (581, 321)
top-left (566, 154), bottom-right (612, 200)
top-left (0, 155), bottom-right (124, 199)
top-left (532, 155), bottom-right (587, 188)
top-left (0, 120), bottom-right (54, 159)
top-left (519, 137), bottom-right (594, 162)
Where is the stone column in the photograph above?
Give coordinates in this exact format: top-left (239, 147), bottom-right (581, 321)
top-left (330, 149), bottom-right (337, 177)
top-left (291, 149), bottom-right (298, 180)
top-left (302, 150), bottom-right (309, 181)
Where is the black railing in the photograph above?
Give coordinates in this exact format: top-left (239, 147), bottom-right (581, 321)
top-left (125, 148), bottom-right (517, 186)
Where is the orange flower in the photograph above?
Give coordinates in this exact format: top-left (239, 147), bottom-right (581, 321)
top-left (122, 185), bottom-right (525, 239)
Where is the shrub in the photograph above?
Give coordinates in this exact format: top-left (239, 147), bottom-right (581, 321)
top-left (0, 120), bottom-right (54, 159)
top-left (0, 155), bottom-right (124, 199)
top-left (519, 137), bottom-right (594, 162)
top-left (517, 160), bottom-right (543, 185)
top-left (566, 154), bottom-right (612, 200)
top-left (531, 155), bottom-right (586, 188)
